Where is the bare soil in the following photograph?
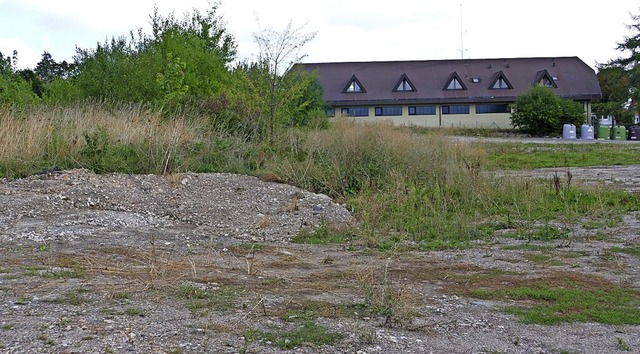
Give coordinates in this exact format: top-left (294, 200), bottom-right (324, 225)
top-left (0, 167), bottom-right (639, 354)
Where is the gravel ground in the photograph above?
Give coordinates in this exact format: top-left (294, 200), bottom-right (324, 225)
top-left (0, 168), bottom-right (639, 354)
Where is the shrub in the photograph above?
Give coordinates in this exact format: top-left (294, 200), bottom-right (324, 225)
top-left (511, 85), bottom-right (586, 136)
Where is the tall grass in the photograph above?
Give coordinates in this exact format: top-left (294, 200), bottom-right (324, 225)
top-left (0, 102), bottom-right (257, 177)
top-left (263, 119), bottom-right (639, 249)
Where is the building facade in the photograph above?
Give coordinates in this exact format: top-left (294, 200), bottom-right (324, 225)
top-left (300, 57), bottom-right (602, 129)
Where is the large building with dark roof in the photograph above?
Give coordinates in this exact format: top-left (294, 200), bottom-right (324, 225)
top-left (300, 57), bottom-right (602, 128)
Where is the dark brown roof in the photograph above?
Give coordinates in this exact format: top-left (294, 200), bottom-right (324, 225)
top-left (299, 57), bottom-right (602, 106)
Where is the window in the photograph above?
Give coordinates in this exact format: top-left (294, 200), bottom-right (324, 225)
top-left (342, 75), bottom-right (366, 93)
top-left (442, 105), bottom-right (469, 115)
top-left (540, 76), bottom-right (554, 87)
top-left (393, 73), bottom-right (416, 92)
top-left (341, 107), bottom-right (369, 117)
top-left (492, 78), bottom-right (510, 89)
top-left (375, 106), bottom-right (402, 116)
top-left (489, 71), bottom-right (513, 90)
top-left (534, 70), bottom-right (557, 88)
top-left (476, 104), bottom-right (510, 114)
top-left (444, 72), bottom-right (467, 91)
top-left (408, 105), bottom-right (436, 115)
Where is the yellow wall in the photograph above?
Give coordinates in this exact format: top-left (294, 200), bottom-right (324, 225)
top-left (335, 102), bottom-right (593, 129)
top-left (335, 104), bottom-right (512, 129)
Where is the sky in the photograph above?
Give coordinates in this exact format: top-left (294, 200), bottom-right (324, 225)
top-left (0, 0), bottom-right (636, 71)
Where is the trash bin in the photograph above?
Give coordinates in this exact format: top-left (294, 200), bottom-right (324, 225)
top-left (629, 126), bottom-right (639, 140)
top-left (562, 124), bottom-right (577, 139)
top-left (597, 125), bottom-right (610, 140)
top-left (612, 125), bottom-right (627, 140)
top-left (580, 124), bottom-right (594, 140)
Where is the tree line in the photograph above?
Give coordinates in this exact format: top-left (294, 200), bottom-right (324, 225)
top-left (0, 4), bottom-right (327, 140)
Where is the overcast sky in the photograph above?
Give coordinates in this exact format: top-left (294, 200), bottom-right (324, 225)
top-left (0, 0), bottom-right (635, 71)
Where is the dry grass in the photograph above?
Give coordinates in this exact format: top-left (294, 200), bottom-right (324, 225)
top-left (0, 103), bottom-right (199, 168)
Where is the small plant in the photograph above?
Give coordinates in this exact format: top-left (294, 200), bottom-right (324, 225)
top-left (37, 334), bottom-right (55, 346)
top-left (254, 321), bottom-right (343, 350)
top-left (14, 296), bottom-right (29, 305)
top-left (173, 284), bottom-right (244, 315)
top-left (616, 336), bottom-right (632, 351)
top-left (124, 307), bottom-right (145, 317)
top-left (45, 288), bottom-right (92, 306)
top-left (291, 223), bottom-right (355, 244)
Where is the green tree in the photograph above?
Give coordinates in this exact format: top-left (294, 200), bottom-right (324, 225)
top-left (510, 85), bottom-right (585, 136)
top-left (73, 3), bottom-right (235, 107)
top-left (0, 51), bottom-right (40, 105)
top-left (596, 8), bottom-right (640, 125)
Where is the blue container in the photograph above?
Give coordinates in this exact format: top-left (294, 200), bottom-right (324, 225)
top-left (580, 124), bottom-right (594, 140)
top-left (562, 124), bottom-right (577, 139)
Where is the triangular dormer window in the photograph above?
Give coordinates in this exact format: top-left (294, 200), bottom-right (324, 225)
top-left (342, 75), bottom-right (366, 93)
top-left (490, 71), bottom-right (513, 90)
top-left (534, 70), bottom-right (557, 88)
top-left (444, 72), bottom-right (467, 91)
top-left (393, 73), bottom-right (416, 92)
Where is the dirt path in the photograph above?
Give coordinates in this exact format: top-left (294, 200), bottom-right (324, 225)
top-left (0, 169), bottom-right (639, 353)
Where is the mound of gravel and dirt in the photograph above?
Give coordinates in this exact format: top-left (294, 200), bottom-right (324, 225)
top-left (0, 167), bottom-right (639, 354)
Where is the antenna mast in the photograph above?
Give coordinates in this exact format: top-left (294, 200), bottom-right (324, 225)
top-left (460, 2), bottom-right (464, 59)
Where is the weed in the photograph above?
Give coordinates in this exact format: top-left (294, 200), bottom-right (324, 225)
top-left (253, 321), bottom-right (343, 350)
top-left (37, 334), bottom-right (55, 346)
top-left (124, 307), bottom-right (145, 317)
top-left (616, 336), bottom-right (632, 351)
top-left (45, 288), bottom-right (92, 306)
top-left (14, 296), bottom-right (29, 305)
top-left (173, 284), bottom-right (244, 315)
top-left (608, 246), bottom-right (640, 258)
top-left (1, 324), bottom-right (14, 330)
top-left (291, 223), bottom-right (355, 244)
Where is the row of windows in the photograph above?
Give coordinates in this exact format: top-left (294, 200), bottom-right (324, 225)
top-left (339, 104), bottom-right (510, 117)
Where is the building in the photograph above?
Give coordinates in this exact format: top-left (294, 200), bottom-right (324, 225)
top-left (300, 57), bottom-right (602, 129)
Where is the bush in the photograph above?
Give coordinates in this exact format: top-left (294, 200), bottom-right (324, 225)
top-left (511, 85), bottom-right (586, 136)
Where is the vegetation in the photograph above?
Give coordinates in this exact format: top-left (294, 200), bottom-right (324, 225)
top-left (510, 85), bottom-right (586, 136)
top-left (594, 8), bottom-right (640, 125)
top-left (467, 273), bottom-right (640, 325)
top-left (483, 142), bottom-right (640, 169)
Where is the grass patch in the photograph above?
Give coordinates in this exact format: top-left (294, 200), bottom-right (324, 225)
top-left (44, 288), bottom-right (92, 306)
top-left (173, 284), bottom-right (244, 315)
top-left (484, 142), bottom-right (640, 170)
top-left (465, 272), bottom-right (640, 325)
top-left (248, 321), bottom-right (343, 350)
top-left (607, 246), bottom-right (640, 258)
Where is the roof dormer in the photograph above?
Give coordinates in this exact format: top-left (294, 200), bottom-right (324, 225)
top-left (393, 73), bottom-right (416, 92)
top-left (444, 72), bottom-right (467, 91)
top-left (489, 71), bottom-right (513, 90)
top-left (534, 69), bottom-right (557, 88)
top-left (343, 74), bottom-right (366, 93)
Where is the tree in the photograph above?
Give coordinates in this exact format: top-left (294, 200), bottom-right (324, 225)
top-left (252, 20), bottom-right (318, 136)
top-left (0, 50), bottom-right (40, 105)
top-left (596, 8), bottom-right (640, 124)
top-left (510, 85), bottom-right (585, 136)
top-left (73, 3), bottom-right (235, 106)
